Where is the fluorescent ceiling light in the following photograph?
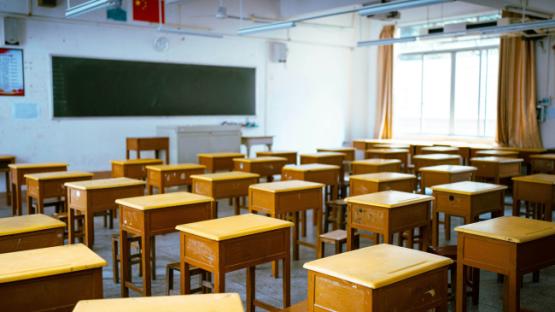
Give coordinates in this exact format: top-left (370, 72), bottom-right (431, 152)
top-left (238, 21), bottom-right (296, 36)
top-left (358, 0), bottom-right (454, 16)
top-left (158, 26), bottom-right (224, 39)
top-left (357, 36), bottom-right (417, 47)
top-left (357, 19), bottom-right (555, 47)
top-left (66, 0), bottom-right (116, 18)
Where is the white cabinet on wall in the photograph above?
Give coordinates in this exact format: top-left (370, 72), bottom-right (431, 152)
top-left (157, 125), bottom-right (241, 163)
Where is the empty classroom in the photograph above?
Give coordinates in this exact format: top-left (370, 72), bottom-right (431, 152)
top-left (1, 0), bottom-right (555, 311)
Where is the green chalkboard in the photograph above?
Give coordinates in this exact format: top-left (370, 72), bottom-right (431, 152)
top-left (52, 56), bottom-right (256, 117)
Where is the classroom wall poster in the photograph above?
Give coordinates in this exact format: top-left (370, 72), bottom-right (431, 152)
top-left (0, 48), bottom-right (24, 96)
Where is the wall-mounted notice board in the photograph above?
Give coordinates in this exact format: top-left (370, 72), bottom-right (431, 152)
top-left (52, 56), bottom-right (256, 117)
top-left (0, 48), bottom-right (24, 96)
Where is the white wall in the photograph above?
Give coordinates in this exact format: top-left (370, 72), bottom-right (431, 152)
top-left (0, 11), bottom-right (362, 191)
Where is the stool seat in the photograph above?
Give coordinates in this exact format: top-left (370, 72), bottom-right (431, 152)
top-left (320, 229), bottom-right (348, 242)
top-left (427, 245), bottom-right (457, 261)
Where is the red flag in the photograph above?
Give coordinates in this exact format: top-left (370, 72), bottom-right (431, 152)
top-left (133, 0), bottom-right (165, 23)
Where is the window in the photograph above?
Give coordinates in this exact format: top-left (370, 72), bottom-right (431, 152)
top-left (393, 16), bottom-right (500, 138)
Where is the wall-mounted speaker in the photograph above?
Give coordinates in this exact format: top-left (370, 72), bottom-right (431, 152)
top-left (3, 17), bottom-right (24, 46)
top-left (268, 42), bottom-right (288, 63)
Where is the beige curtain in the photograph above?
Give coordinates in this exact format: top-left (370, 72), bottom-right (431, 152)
top-left (496, 35), bottom-right (543, 148)
top-left (375, 25), bottom-right (395, 139)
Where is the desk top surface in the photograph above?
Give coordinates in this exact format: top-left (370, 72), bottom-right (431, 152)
top-left (372, 144), bottom-right (411, 149)
top-left (419, 165), bottom-right (477, 174)
top-left (146, 163), bottom-right (206, 171)
top-left (233, 156), bottom-right (288, 163)
top-left (413, 154), bottom-right (461, 160)
top-left (431, 181), bottom-right (507, 195)
top-left (111, 159), bottom-right (163, 165)
top-left (0, 244), bottom-right (106, 284)
top-left (74, 294), bottom-right (244, 312)
top-left (65, 177), bottom-right (145, 190)
top-left (300, 152), bottom-right (345, 158)
top-left (349, 172), bottom-right (416, 182)
top-left (116, 192), bottom-right (213, 210)
top-left (316, 147), bottom-right (356, 152)
top-left (346, 190), bottom-right (433, 208)
top-left (455, 216), bottom-right (555, 243)
top-left (24, 170), bottom-right (93, 181)
top-left (282, 164), bottom-right (340, 172)
top-left (476, 150), bottom-right (519, 156)
top-left (191, 171), bottom-right (259, 181)
top-left (0, 155), bottom-right (15, 161)
top-left (421, 146), bottom-right (459, 152)
top-left (530, 153), bottom-right (555, 160)
top-left (249, 180), bottom-right (324, 193)
top-left (351, 159), bottom-right (402, 165)
top-left (470, 156), bottom-right (523, 163)
top-left (197, 152), bottom-right (245, 158)
top-left (513, 174), bottom-right (555, 185)
top-left (256, 151), bottom-right (296, 155)
top-left (366, 148), bottom-right (409, 154)
top-left (127, 136), bottom-right (168, 141)
top-left (0, 214), bottom-right (65, 236)
top-left (176, 213), bottom-right (293, 241)
top-left (303, 244), bottom-right (452, 289)
top-left (8, 162), bottom-right (67, 170)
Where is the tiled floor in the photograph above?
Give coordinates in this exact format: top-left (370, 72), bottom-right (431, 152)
top-left (1, 193), bottom-right (555, 311)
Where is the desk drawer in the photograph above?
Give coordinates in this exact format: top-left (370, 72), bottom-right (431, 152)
top-left (277, 189), bottom-right (322, 213)
top-left (435, 192), bottom-right (469, 216)
top-left (350, 204), bottom-right (386, 232)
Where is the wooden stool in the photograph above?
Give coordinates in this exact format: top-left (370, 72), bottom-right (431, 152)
top-left (427, 245), bottom-right (480, 304)
top-left (52, 211), bottom-right (85, 243)
top-left (111, 234), bottom-right (155, 284)
top-left (319, 230), bottom-right (359, 258)
top-left (324, 199), bottom-right (347, 232)
top-left (165, 262), bottom-right (211, 295)
top-left (279, 300), bottom-right (307, 312)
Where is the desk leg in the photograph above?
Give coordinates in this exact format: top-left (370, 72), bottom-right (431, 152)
top-left (420, 225), bottom-right (429, 251)
top-left (155, 150), bottom-right (160, 161)
top-left (85, 211), bottom-right (94, 247)
top-left (300, 211), bottom-right (307, 237)
top-left (213, 268), bottom-right (226, 293)
top-left (246, 266), bottom-right (255, 312)
top-left (120, 228), bottom-right (130, 297)
top-left (180, 235), bottom-right (191, 294)
top-left (147, 184), bottom-right (153, 195)
top-left (137, 150), bottom-right (141, 159)
top-left (272, 212), bottom-right (280, 279)
top-left (246, 145), bottom-right (251, 158)
top-left (444, 215), bottom-right (451, 241)
top-left (432, 206), bottom-right (439, 247)
top-left (68, 207), bottom-right (75, 244)
top-left (504, 271), bottom-right (520, 312)
top-left (455, 241), bottom-right (467, 312)
top-left (233, 197), bottom-right (240, 215)
top-left (141, 234), bottom-right (152, 296)
top-left (293, 211), bottom-right (299, 261)
top-left (266, 143), bottom-right (272, 151)
top-left (346, 223), bottom-right (355, 251)
top-left (37, 196), bottom-right (44, 214)
top-left (383, 231), bottom-right (393, 244)
top-left (26, 194), bottom-right (32, 214)
top-left (12, 183), bottom-right (21, 216)
top-left (126, 149), bottom-right (130, 160)
top-left (4, 171), bottom-right (10, 206)
top-left (512, 198), bottom-right (520, 217)
top-left (283, 233), bottom-right (291, 308)
top-left (546, 202), bottom-right (553, 222)
top-left (165, 149), bottom-right (169, 164)
top-left (315, 207), bottom-right (322, 257)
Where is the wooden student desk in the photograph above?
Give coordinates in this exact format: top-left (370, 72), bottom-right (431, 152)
top-left (0, 214), bottom-right (64, 253)
top-left (65, 178), bottom-right (145, 247)
top-left (25, 171), bottom-right (94, 214)
top-left (233, 156), bottom-right (288, 182)
top-left (304, 244), bottom-right (452, 312)
top-left (191, 171), bottom-right (259, 216)
top-left (256, 150), bottom-right (297, 165)
top-left (349, 172), bottom-right (416, 196)
top-left (74, 293), bottom-right (244, 312)
top-left (470, 156), bottom-right (523, 184)
top-left (300, 152), bottom-right (346, 185)
top-left (351, 158), bottom-right (402, 174)
top-left (530, 153), bottom-right (555, 173)
top-left (9, 162), bottom-right (68, 216)
top-left (112, 158), bottom-right (163, 180)
top-left (249, 180), bottom-right (324, 260)
top-left (512, 174), bottom-right (555, 221)
top-left (282, 164), bottom-right (340, 200)
top-left (241, 135), bottom-right (273, 157)
top-left (116, 192), bottom-right (214, 297)
top-left (421, 146), bottom-right (460, 155)
top-left (352, 139), bottom-right (387, 150)
top-left (197, 152), bottom-right (245, 173)
top-left (365, 148), bottom-right (409, 172)
top-left (0, 155), bottom-right (15, 206)
top-left (430, 181), bottom-right (506, 246)
top-left (412, 154), bottom-right (462, 173)
top-left (0, 244), bottom-right (106, 311)
top-left (126, 137), bottom-right (169, 164)
top-left (146, 163), bottom-right (206, 194)
top-left (316, 147), bottom-right (356, 161)
top-left (177, 214), bottom-right (293, 312)
top-left (455, 217), bottom-right (555, 312)
top-left (345, 190), bottom-right (433, 250)
top-left (419, 165), bottom-right (477, 193)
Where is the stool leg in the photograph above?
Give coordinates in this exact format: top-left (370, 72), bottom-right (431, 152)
top-left (4, 171), bottom-right (10, 206)
top-left (323, 204), bottom-right (330, 233)
top-left (301, 211), bottom-right (307, 237)
top-left (334, 241), bottom-right (341, 255)
top-left (293, 211), bottom-right (299, 261)
top-left (109, 209), bottom-right (114, 229)
top-left (319, 241), bottom-right (325, 258)
top-left (444, 214), bottom-right (451, 241)
top-left (246, 266), bottom-right (255, 312)
top-left (471, 268), bottom-right (480, 305)
top-left (233, 197), bottom-right (240, 215)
